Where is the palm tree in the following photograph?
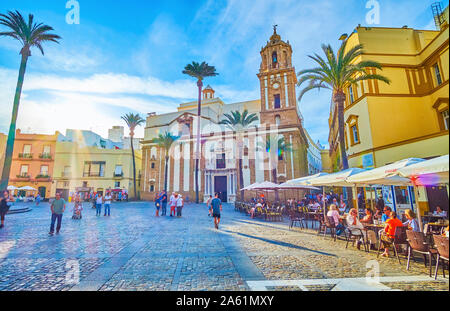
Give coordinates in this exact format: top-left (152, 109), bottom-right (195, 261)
top-left (152, 132), bottom-right (180, 193)
top-left (219, 110), bottom-right (258, 201)
top-left (182, 61), bottom-right (218, 203)
top-left (297, 40), bottom-right (390, 170)
top-left (121, 113), bottom-right (145, 200)
top-left (0, 11), bottom-right (61, 190)
top-left (297, 40), bottom-right (390, 206)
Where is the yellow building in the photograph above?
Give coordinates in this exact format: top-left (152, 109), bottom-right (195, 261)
top-left (328, 9), bottom-right (449, 214)
top-left (52, 141), bottom-right (142, 200)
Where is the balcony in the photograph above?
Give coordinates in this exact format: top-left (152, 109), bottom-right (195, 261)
top-left (35, 174), bottom-right (51, 181)
top-left (114, 172), bottom-right (124, 178)
top-left (39, 153), bottom-right (52, 160)
top-left (16, 174), bottom-right (31, 180)
top-left (18, 153), bottom-right (33, 159)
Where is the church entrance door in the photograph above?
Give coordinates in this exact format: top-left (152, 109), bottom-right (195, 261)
top-left (214, 176), bottom-right (227, 203)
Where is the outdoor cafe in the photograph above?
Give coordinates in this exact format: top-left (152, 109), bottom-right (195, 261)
top-left (234, 155), bottom-right (449, 279)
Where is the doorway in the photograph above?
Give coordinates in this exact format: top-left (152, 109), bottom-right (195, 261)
top-left (38, 187), bottom-right (46, 199)
top-left (214, 176), bottom-right (227, 203)
top-left (426, 186), bottom-right (449, 213)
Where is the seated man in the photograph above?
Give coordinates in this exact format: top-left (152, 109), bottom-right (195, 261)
top-left (381, 206), bottom-right (392, 223)
top-left (433, 206), bottom-right (447, 217)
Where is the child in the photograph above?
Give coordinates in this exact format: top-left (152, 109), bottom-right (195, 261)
top-left (72, 201), bottom-right (83, 220)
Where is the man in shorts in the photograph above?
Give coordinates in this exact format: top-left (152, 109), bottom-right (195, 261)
top-left (210, 193), bottom-right (222, 229)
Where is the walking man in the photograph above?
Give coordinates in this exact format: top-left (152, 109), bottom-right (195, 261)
top-left (104, 191), bottom-right (112, 216)
top-left (176, 194), bottom-right (184, 217)
top-left (49, 192), bottom-right (66, 235)
top-left (210, 193), bottom-right (222, 230)
top-left (96, 193), bottom-right (103, 216)
top-left (161, 190), bottom-right (168, 216)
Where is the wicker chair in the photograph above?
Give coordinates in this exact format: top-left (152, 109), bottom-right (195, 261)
top-left (433, 235), bottom-right (449, 280)
top-left (406, 231), bottom-right (437, 277)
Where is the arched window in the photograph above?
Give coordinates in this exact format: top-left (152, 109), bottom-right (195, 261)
top-left (283, 50), bottom-right (288, 67)
top-left (272, 51), bottom-right (278, 68)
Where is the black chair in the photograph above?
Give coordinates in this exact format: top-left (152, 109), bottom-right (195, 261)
top-left (406, 231), bottom-right (437, 277)
top-left (289, 211), bottom-right (304, 230)
top-left (377, 226), bottom-right (408, 265)
top-left (318, 215), bottom-right (336, 241)
top-left (344, 225), bottom-right (369, 253)
top-left (433, 235), bottom-right (449, 280)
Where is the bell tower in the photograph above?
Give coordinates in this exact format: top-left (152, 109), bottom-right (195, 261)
top-left (257, 26), bottom-right (300, 127)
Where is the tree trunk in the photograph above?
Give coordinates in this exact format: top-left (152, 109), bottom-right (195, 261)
top-left (195, 80), bottom-right (203, 203)
top-left (272, 168), bottom-right (279, 202)
top-left (130, 133), bottom-right (138, 200)
top-left (0, 53), bottom-right (29, 190)
top-left (164, 154), bottom-right (169, 192)
top-left (334, 91), bottom-right (353, 205)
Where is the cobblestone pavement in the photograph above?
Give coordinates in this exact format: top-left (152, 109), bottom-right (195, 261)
top-left (0, 202), bottom-right (448, 291)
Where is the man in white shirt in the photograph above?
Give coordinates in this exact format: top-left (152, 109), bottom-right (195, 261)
top-left (104, 192), bottom-right (112, 216)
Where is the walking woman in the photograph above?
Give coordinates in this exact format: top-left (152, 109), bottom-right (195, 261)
top-left (0, 190), bottom-right (13, 229)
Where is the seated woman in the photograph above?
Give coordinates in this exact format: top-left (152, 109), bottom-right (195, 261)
top-left (327, 204), bottom-right (345, 235)
top-left (380, 211), bottom-right (403, 257)
top-left (360, 208), bottom-right (374, 225)
top-left (346, 208), bottom-right (377, 250)
top-left (403, 209), bottom-right (420, 232)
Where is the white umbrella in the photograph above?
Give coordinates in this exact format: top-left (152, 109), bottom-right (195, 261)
top-left (286, 172), bottom-right (329, 186)
top-left (396, 155), bottom-right (449, 186)
top-left (346, 158), bottom-right (425, 186)
top-left (252, 181), bottom-right (279, 190)
top-left (307, 168), bottom-right (366, 187)
top-left (276, 183), bottom-right (320, 190)
top-left (307, 168), bottom-right (366, 217)
top-left (240, 182), bottom-right (261, 191)
top-left (7, 186), bottom-right (18, 191)
top-left (18, 186), bottom-right (37, 191)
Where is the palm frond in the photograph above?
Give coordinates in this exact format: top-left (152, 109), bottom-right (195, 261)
top-left (0, 10), bottom-right (61, 55)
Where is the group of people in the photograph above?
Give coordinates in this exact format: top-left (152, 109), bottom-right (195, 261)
top-left (154, 191), bottom-right (184, 217)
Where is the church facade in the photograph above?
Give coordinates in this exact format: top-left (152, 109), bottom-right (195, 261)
top-left (140, 29), bottom-right (322, 202)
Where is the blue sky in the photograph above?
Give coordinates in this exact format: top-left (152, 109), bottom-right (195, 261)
top-left (0, 0), bottom-right (447, 145)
